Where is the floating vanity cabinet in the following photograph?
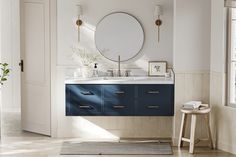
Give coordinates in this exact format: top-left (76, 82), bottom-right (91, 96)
top-left (66, 83), bottom-right (174, 116)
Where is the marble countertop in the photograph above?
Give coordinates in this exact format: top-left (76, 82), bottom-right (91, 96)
top-left (65, 76), bottom-right (174, 84)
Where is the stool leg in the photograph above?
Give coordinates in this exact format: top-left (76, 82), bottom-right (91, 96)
top-left (178, 113), bottom-right (187, 147)
top-left (205, 114), bottom-right (213, 149)
top-left (189, 114), bottom-right (197, 154)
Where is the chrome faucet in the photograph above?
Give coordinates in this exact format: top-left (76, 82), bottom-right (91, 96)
top-left (118, 55), bottom-right (121, 77)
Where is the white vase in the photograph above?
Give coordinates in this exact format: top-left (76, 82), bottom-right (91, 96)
top-left (81, 66), bottom-right (92, 78)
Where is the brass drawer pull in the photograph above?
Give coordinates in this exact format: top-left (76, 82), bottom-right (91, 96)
top-left (115, 91), bottom-right (125, 94)
top-left (79, 105), bottom-right (93, 109)
top-left (81, 91), bottom-right (94, 95)
top-left (113, 105), bottom-right (126, 109)
top-left (147, 91), bottom-right (159, 94)
top-left (147, 105), bottom-right (159, 109)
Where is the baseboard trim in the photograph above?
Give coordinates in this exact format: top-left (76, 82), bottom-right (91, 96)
top-left (217, 141), bottom-right (236, 155)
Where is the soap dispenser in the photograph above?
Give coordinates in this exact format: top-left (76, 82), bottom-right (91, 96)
top-left (93, 63), bottom-right (99, 77)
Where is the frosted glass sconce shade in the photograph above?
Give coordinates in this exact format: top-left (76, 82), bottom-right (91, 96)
top-left (77, 5), bottom-right (83, 15)
top-left (154, 5), bottom-right (163, 16)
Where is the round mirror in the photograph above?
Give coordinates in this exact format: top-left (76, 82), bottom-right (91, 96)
top-left (95, 12), bottom-right (144, 62)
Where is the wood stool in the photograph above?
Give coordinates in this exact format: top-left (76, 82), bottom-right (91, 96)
top-left (178, 105), bottom-right (213, 154)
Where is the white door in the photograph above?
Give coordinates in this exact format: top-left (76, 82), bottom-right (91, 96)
top-left (20, 0), bottom-right (51, 136)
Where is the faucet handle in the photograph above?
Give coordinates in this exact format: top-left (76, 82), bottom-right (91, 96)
top-left (125, 70), bottom-right (131, 77)
top-left (107, 70), bottom-right (114, 77)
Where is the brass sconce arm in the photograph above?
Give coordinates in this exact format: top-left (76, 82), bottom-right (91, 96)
top-left (155, 16), bottom-right (162, 43)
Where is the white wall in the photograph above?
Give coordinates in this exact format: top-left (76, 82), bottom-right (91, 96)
top-left (174, 0), bottom-right (211, 72)
top-left (210, 0), bottom-right (226, 73)
top-left (57, 0), bottom-right (174, 70)
top-left (0, 0), bottom-right (21, 111)
top-left (172, 0), bottom-right (212, 146)
top-left (210, 0), bottom-right (236, 154)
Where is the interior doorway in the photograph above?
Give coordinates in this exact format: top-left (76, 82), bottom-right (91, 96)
top-left (0, 0), bottom-right (46, 139)
top-left (0, 0), bottom-right (22, 138)
top-left (1, 0), bottom-right (52, 138)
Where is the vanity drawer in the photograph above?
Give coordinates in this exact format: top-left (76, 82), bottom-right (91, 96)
top-left (66, 85), bottom-right (102, 116)
top-left (103, 99), bottom-right (134, 116)
top-left (138, 84), bottom-right (173, 100)
top-left (103, 85), bottom-right (135, 100)
top-left (135, 101), bottom-right (174, 116)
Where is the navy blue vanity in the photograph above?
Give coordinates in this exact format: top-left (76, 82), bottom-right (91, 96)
top-left (65, 11), bottom-right (175, 116)
top-left (66, 78), bottom-right (174, 116)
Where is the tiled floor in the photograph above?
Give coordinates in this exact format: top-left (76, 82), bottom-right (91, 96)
top-left (1, 110), bottom-right (236, 157)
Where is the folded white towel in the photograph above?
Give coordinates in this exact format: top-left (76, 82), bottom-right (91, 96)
top-left (183, 101), bottom-right (202, 109)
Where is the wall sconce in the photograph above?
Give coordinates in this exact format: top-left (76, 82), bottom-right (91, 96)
top-left (154, 5), bottom-right (163, 43)
top-left (76, 5), bottom-right (83, 42)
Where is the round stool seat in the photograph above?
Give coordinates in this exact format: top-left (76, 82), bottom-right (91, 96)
top-left (181, 107), bottom-right (211, 114)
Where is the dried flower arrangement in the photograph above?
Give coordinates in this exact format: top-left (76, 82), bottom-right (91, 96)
top-left (72, 46), bottom-right (100, 67)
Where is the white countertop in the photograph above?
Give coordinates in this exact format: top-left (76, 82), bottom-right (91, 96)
top-left (65, 76), bottom-right (174, 84)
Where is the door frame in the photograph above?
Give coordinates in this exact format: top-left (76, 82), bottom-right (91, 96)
top-left (50, 0), bottom-right (57, 138)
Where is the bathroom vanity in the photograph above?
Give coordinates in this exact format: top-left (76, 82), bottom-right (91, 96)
top-left (65, 12), bottom-right (174, 117)
top-left (65, 77), bottom-right (174, 116)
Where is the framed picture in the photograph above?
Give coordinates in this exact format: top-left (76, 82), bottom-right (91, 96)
top-left (148, 61), bottom-right (167, 76)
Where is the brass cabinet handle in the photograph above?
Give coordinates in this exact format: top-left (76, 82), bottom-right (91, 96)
top-left (81, 91), bottom-right (94, 95)
top-left (147, 105), bottom-right (159, 109)
top-left (147, 91), bottom-right (159, 94)
top-left (115, 91), bottom-right (125, 95)
top-left (113, 105), bottom-right (126, 109)
top-left (79, 105), bottom-right (93, 109)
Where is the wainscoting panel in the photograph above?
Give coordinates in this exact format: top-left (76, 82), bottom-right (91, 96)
top-left (173, 72), bottom-right (210, 146)
top-left (210, 71), bottom-right (236, 154)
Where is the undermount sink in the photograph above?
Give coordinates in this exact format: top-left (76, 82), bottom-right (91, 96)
top-left (74, 77), bottom-right (133, 81)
